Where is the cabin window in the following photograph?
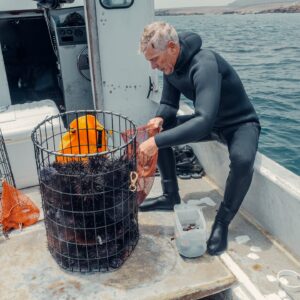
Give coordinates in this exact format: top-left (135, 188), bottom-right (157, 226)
top-left (100, 0), bottom-right (134, 9)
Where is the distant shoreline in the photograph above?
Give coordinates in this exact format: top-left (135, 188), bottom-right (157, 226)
top-left (155, 3), bottom-right (300, 16)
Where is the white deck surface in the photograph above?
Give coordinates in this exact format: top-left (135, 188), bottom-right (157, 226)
top-left (0, 177), bottom-right (236, 300)
top-left (1, 175), bottom-right (300, 300)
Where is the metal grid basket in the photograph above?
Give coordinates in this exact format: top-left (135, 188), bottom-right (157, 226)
top-left (0, 128), bottom-right (15, 192)
top-left (31, 111), bottom-right (138, 273)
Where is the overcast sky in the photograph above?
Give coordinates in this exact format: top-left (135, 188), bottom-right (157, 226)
top-left (154, 0), bottom-right (234, 9)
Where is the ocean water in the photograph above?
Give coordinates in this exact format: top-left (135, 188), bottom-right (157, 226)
top-left (155, 14), bottom-right (300, 176)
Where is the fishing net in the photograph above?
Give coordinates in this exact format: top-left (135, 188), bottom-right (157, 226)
top-left (122, 125), bottom-right (159, 205)
top-left (0, 180), bottom-right (40, 233)
top-left (0, 129), bottom-right (39, 234)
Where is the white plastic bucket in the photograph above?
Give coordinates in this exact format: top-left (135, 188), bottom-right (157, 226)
top-left (174, 203), bottom-right (207, 258)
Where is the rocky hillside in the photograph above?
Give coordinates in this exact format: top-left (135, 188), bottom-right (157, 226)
top-left (155, 2), bottom-right (300, 16)
top-left (228, 0), bottom-right (296, 8)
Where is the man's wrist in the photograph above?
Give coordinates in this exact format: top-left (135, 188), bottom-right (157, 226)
top-left (155, 116), bottom-right (164, 126)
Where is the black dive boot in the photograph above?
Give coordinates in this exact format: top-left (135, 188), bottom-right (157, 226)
top-left (207, 203), bottom-right (235, 256)
top-left (139, 147), bottom-right (180, 211)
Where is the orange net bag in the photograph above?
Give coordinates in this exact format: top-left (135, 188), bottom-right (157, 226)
top-left (0, 180), bottom-right (40, 233)
top-left (122, 125), bottom-right (159, 205)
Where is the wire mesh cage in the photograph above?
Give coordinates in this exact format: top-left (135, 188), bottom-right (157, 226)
top-left (0, 128), bottom-right (15, 193)
top-left (31, 110), bottom-right (138, 273)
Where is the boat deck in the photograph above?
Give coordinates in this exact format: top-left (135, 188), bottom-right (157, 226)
top-left (1, 175), bottom-right (300, 300)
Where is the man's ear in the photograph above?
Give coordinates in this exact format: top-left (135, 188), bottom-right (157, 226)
top-left (167, 41), bottom-right (179, 54)
top-left (167, 40), bottom-right (176, 49)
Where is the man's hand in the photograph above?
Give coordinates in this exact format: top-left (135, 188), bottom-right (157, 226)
top-left (138, 136), bottom-right (158, 166)
top-left (147, 117), bottom-right (164, 132)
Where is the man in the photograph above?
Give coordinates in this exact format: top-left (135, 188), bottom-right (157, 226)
top-left (138, 21), bottom-right (260, 256)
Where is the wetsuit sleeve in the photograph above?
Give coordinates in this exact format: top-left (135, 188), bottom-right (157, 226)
top-left (155, 75), bottom-right (181, 122)
top-left (155, 54), bottom-right (221, 148)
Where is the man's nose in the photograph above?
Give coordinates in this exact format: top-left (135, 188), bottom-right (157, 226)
top-left (150, 62), bottom-right (157, 69)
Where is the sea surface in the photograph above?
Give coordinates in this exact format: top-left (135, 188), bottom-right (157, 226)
top-left (155, 13), bottom-right (300, 176)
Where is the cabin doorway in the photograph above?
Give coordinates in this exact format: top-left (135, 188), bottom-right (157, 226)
top-left (0, 16), bottom-right (64, 108)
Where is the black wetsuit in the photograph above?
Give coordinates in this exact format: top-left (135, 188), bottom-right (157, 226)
top-left (154, 32), bottom-right (260, 216)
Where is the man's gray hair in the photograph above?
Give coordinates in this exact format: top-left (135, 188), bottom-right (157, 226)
top-left (139, 21), bottom-right (179, 53)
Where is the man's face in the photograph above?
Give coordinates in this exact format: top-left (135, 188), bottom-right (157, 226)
top-left (144, 42), bottom-right (178, 75)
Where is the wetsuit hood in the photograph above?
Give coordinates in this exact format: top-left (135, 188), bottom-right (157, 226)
top-left (174, 32), bottom-right (202, 72)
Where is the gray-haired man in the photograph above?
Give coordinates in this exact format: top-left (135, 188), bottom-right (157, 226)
top-left (138, 21), bottom-right (260, 256)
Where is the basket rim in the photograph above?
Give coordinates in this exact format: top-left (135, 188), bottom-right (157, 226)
top-left (31, 110), bottom-right (137, 158)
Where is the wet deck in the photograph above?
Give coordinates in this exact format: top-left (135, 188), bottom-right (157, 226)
top-left (0, 177), bottom-right (235, 300)
top-left (2, 175), bottom-right (300, 300)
